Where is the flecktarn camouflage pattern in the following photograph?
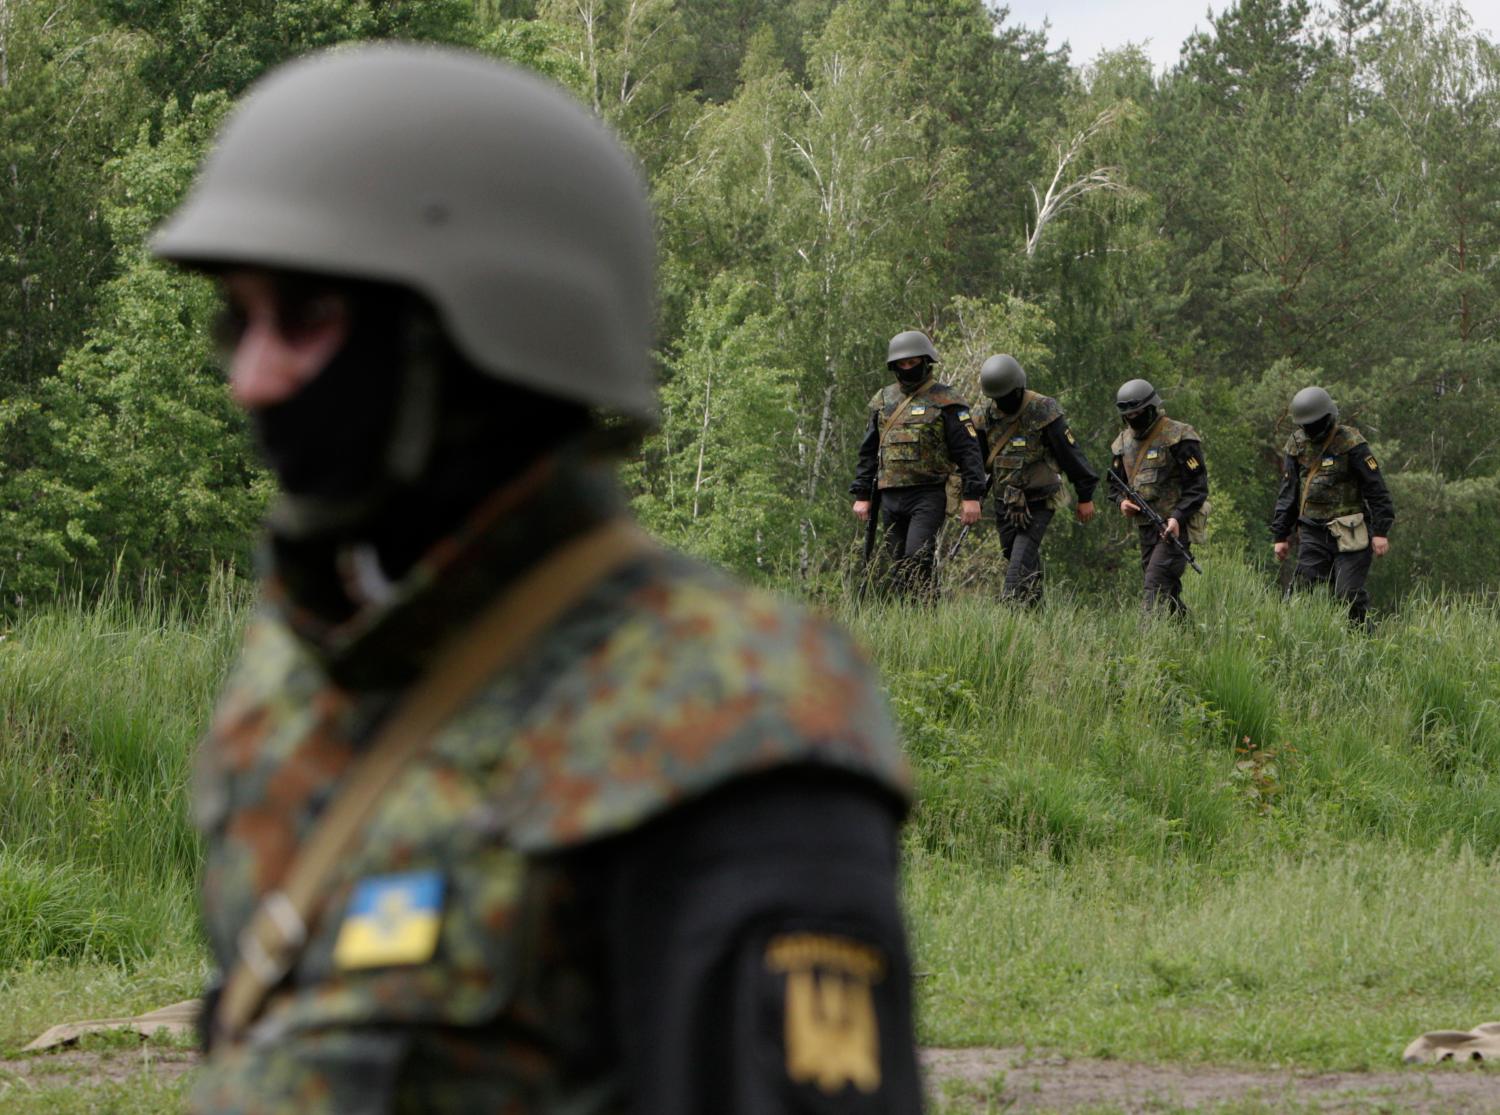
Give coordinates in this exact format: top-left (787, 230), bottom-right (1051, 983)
top-left (191, 536), bottom-right (909, 1113)
top-left (975, 391), bottom-right (1064, 496)
top-left (1285, 423), bottom-right (1369, 521)
top-left (868, 380), bottom-right (968, 489)
top-left (1111, 416), bottom-right (1201, 511)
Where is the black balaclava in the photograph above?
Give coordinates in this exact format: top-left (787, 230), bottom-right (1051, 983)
top-left (1125, 405), bottom-right (1158, 435)
top-left (893, 358), bottom-right (931, 392)
top-left (249, 283), bottom-right (590, 625)
top-left (993, 388), bottom-right (1025, 416)
top-left (1301, 414), bottom-right (1335, 443)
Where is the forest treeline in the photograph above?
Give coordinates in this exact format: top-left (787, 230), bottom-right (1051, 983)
top-left (2, 0), bottom-right (1497, 608)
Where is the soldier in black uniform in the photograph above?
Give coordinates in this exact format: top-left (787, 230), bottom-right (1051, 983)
top-left (1108, 379), bottom-right (1209, 616)
top-left (1271, 386), bottom-right (1394, 626)
top-left (850, 330), bottom-right (987, 599)
top-left (972, 354), bottom-right (1097, 605)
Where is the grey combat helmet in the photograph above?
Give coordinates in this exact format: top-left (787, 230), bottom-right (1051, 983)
top-left (1115, 378), bottom-right (1162, 414)
top-left (152, 45), bottom-right (657, 423)
top-left (980, 354), bottom-right (1026, 398)
top-left (886, 330), bottom-right (939, 366)
top-left (1290, 386), bottom-right (1338, 426)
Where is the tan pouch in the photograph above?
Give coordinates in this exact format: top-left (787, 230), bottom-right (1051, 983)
top-left (944, 471), bottom-right (962, 515)
top-left (1327, 511), bottom-right (1368, 553)
top-left (1188, 499), bottom-right (1211, 545)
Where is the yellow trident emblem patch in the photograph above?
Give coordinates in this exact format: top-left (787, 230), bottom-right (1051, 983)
top-left (766, 933), bottom-right (886, 1095)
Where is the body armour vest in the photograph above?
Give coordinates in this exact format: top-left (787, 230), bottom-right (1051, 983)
top-left (1111, 416), bottom-right (1201, 511)
top-left (190, 544), bottom-right (909, 1110)
top-left (868, 380), bottom-right (964, 489)
top-left (1285, 423), bottom-right (1367, 522)
top-left (977, 391), bottom-right (1063, 497)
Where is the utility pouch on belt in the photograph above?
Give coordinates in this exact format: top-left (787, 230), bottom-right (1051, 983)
top-left (1002, 484), bottom-right (1032, 528)
top-left (944, 471), bottom-right (962, 516)
top-left (1188, 500), bottom-right (1210, 546)
top-left (1327, 511), bottom-right (1368, 553)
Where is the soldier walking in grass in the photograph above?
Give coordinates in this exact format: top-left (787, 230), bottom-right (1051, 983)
top-left (850, 330), bottom-right (986, 600)
top-left (1108, 379), bottom-right (1209, 617)
top-left (1271, 386), bottom-right (1394, 627)
top-left (154, 44), bottom-right (920, 1113)
top-left (971, 354), bottom-right (1098, 606)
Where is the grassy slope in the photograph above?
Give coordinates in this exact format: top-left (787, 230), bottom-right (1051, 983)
top-left (3, 552), bottom-right (1499, 1112)
top-left (841, 550), bottom-right (1500, 1067)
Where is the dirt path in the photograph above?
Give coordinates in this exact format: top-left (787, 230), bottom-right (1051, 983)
top-left (924, 1046), bottom-right (1500, 1113)
top-left (2, 1044), bottom-right (1495, 1111)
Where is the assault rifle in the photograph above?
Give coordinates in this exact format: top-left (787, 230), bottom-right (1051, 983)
top-left (946, 522), bottom-right (972, 562)
top-left (1108, 466), bottom-right (1203, 575)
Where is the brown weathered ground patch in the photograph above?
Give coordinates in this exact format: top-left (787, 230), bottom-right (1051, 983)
top-left (2, 1045), bottom-right (1494, 1111)
top-left (924, 1047), bottom-right (1500, 1113)
top-left (0, 1046), bottom-right (197, 1087)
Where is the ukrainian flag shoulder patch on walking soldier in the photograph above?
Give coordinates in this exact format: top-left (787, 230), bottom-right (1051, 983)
top-left (333, 871), bottom-right (445, 970)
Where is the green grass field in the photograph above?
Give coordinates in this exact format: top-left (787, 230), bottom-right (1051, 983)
top-left (3, 553), bottom-right (1499, 1108)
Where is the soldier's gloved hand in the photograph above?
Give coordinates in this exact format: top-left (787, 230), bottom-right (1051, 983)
top-left (1274, 540), bottom-right (1290, 562)
top-left (852, 499), bottom-right (871, 521)
top-left (960, 499), bottom-right (982, 526)
top-left (1001, 486), bottom-right (1030, 528)
top-left (1120, 498), bottom-right (1140, 517)
top-left (1372, 536), bottom-right (1390, 557)
top-left (1076, 501), bottom-right (1095, 524)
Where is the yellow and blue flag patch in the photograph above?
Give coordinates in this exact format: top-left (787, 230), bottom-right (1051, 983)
top-left (333, 871), bottom-right (445, 970)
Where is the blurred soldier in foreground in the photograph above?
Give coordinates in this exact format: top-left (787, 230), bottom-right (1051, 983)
top-left (1108, 379), bottom-right (1209, 617)
top-left (1271, 386), bottom-right (1394, 627)
top-left (154, 45), bottom-right (920, 1113)
top-left (972, 354), bottom-right (1097, 605)
top-left (850, 330), bottom-right (986, 600)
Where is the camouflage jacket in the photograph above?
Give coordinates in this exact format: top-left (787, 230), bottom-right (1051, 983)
top-left (974, 391), bottom-right (1064, 496)
top-left (1110, 415), bottom-right (1205, 517)
top-left (1286, 424), bottom-right (1367, 522)
top-left (866, 380), bottom-right (974, 490)
top-left (190, 478), bottom-right (911, 1113)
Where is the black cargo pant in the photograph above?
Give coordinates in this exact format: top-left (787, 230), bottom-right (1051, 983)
top-left (1138, 524), bottom-right (1191, 617)
top-left (1294, 521), bottom-right (1372, 625)
top-left (996, 506), bottom-right (1055, 606)
top-left (880, 484), bottom-right (947, 600)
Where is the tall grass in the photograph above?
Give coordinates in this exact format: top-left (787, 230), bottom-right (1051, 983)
top-left (0, 570), bottom-right (247, 967)
top-left (8, 550), bottom-right (1500, 1070)
top-left (844, 549), bottom-right (1500, 866)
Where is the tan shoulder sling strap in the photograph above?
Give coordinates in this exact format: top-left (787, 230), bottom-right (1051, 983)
top-left (1123, 415), bottom-right (1168, 487)
top-left (1297, 429), bottom-right (1340, 517)
top-left (214, 517), bottom-right (657, 1047)
top-left (984, 390), bottom-right (1038, 470)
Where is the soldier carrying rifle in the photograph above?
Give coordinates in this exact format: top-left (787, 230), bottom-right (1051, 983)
top-left (1109, 379), bottom-right (1209, 617)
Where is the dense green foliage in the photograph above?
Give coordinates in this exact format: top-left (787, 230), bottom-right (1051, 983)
top-left (2, 0), bottom-right (1499, 607)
